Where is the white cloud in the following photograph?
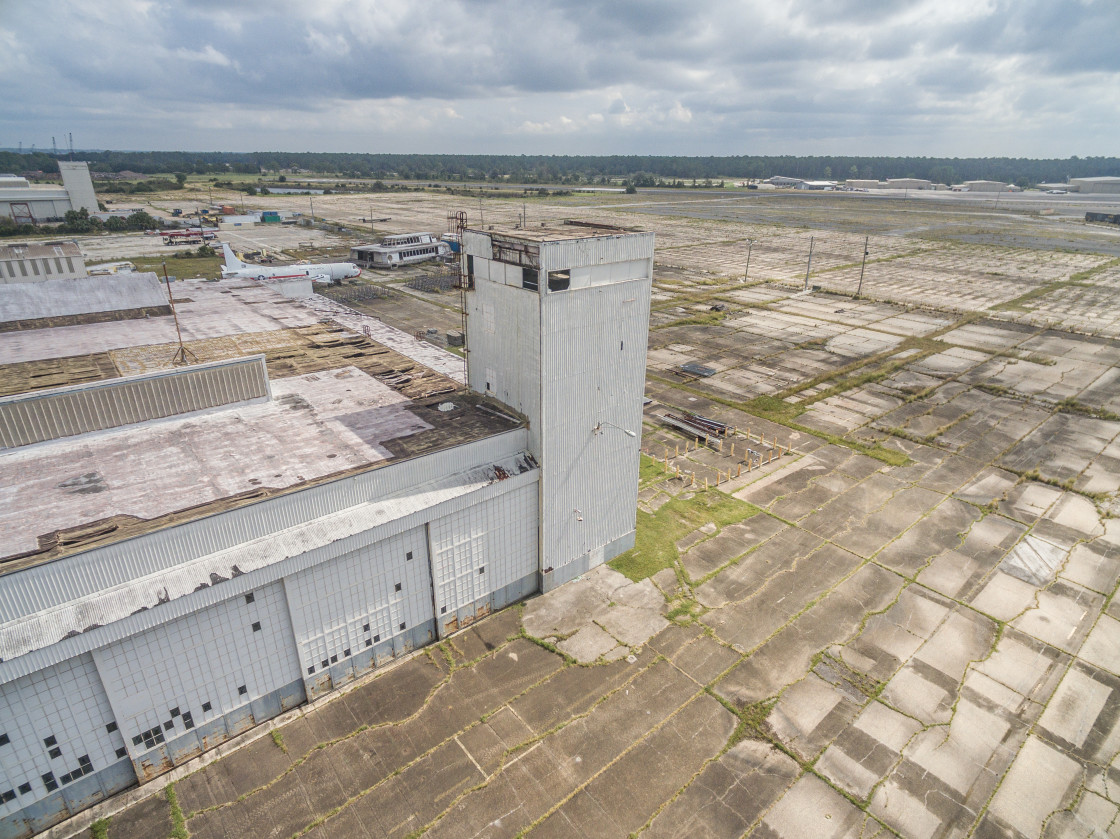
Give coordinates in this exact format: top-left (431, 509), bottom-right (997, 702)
top-left (0, 0), bottom-right (1117, 156)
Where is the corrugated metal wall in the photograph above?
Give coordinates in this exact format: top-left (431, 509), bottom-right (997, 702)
top-left (0, 356), bottom-right (271, 450)
top-left (538, 274), bottom-right (651, 579)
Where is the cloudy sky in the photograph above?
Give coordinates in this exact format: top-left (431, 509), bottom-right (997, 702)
top-left (2, 0), bottom-right (1118, 157)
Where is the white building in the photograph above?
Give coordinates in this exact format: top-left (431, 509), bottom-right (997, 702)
top-left (0, 225), bottom-right (652, 837)
top-left (960, 180), bottom-right (1020, 193)
top-left (0, 163), bottom-right (99, 224)
top-left (349, 233), bottom-right (452, 269)
top-left (0, 242), bottom-right (85, 284)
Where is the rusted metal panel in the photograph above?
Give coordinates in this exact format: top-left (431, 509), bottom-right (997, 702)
top-left (306, 672), bottom-right (333, 701)
top-left (134, 747), bottom-right (174, 783)
top-left (490, 235), bottom-right (541, 268)
top-left (225, 705), bottom-right (255, 737)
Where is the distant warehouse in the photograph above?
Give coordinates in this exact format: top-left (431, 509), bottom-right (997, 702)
top-left (1069, 177), bottom-right (1120, 195)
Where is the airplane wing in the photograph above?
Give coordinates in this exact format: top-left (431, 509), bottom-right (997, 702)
top-left (307, 273), bottom-right (331, 284)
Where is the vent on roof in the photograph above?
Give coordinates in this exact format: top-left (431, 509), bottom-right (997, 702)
top-left (0, 355), bottom-right (271, 450)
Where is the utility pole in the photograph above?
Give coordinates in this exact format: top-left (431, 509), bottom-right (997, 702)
top-left (857, 236), bottom-right (869, 297)
top-left (804, 236), bottom-right (814, 291)
top-left (309, 195), bottom-right (314, 223)
top-left (744, 239), bottom-right (753, 283)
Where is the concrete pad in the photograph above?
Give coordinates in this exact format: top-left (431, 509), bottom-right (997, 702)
top-left (970, 571), bottom-right (1039, 621)
top-left (1011, 581), bottom-right (1103, 654)
top-left (531, 694), bottom-right (735, 838)
top-left (975, 630), bottom-right (1067, 704)
top-left (611, 577), bottom-right (664, 611)
top-left (1038, 667), bottom-right (1113, 750)
top-left (595, 603), bottom-right (669, 648)
top-left (521, 577), bottom-right (611, 638)
top-left (1078, 616), bottom-right (1120, 677)
top-left (657, 632), bottom-right (737, 685)
top-left (650, 567), bottom-right (680, 598)
top-left (760, 773), bottom-right (872, 839)
top-left (644, 739), bottom-right (800, 839)
top-left (767, 673), bottom-right (862, 761)
top-left (999, 534), bottom-right (1068, 586)
top-left (881, 664), bottom-right (955, 725)
top-left (1061, 541), bottom-right (1120, 594)
top-left (108, 791), bottom-right (172, 838)
top-left (987, 735), bottom-right (1084, 838)
top-left (557, 623), bottom-right (618, 663)
top-left (907, 699), bottom-right (1012, 797)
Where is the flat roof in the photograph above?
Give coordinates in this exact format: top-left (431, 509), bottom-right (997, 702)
top-left (474, 221), bottom-right (635, 243)
top-left (0, 277), bottom-right (515, 571)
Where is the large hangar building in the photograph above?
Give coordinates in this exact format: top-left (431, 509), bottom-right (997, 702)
top-left (0, 225), bottom-right (653, 837)
top-left (0, 163), bottom-right (99, 224)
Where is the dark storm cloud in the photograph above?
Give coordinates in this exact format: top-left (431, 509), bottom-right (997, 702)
top-left (1, 0), bottom-right (1117, 155)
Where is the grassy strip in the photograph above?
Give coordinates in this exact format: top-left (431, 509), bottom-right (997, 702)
top-left (90, 818), bottom-right (111, 839)
top-left (610, 490), bottom-right (760, 582)
top-left (992, 256), bottom-right (1120, 312)
top-left (131, 254), bottom-right (224, 280)
top-left (166, 784), bottom-right (188, 839)
top-left (639, 453), bottom-right (673, 488)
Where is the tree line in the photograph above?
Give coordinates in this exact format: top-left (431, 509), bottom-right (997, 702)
top-left (2, 150), bottom-right (1117, 188)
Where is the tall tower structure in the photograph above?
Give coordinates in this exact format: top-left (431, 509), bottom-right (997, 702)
top-left (463, 225), bottom-right (654, 590)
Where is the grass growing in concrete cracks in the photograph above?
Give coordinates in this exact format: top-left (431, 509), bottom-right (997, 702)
top-left (610, 489), bottom-right (759, 582)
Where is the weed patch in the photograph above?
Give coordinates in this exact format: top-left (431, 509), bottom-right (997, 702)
top-left (610, 491), bottom-right (759, 582)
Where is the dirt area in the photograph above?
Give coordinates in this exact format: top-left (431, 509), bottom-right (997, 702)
top-left (60, 188), bottom-right (1120, 839)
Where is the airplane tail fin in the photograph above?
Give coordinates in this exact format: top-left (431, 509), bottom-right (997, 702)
top-left (222, 243), bottom-right (244, 270)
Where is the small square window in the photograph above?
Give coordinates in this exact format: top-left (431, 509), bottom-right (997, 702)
top-left (238, 685), bottom-right (247, 696)
top-left (48, 747), bottom-right (61, 759)
top-left (441, 605), bottom-right (447, 614)
top-left (344, 648), bottom-right (351, 657)
top-left (106, 721), bottom-right (118, 733)
top-left (244, 592), bottom-right (255, 604)
top-left (78, 755), bottom-right (91, 769)
top-left (252, 621), bottom-right (262, 632)
top-left (406, 551), bottom-right (413, 561)
top-left (399, 622), bottom-right (406, 631)
top-left (163, 720), bottom-right (174, 732)
top-left (373, 634), bottom-right (380, 643)
top-left (330, 655), bottom-right (338, 664)
top-left (321, 659), bottom-right (329, 669)
top-left (43, 736), bottom-right (56, 748)
top-left (153, 729), bottom-right (165, 745)
top-left (18, 782), bottom-right (31, 795)
top-left (363, 623), bottom-right (370, 632)
top-left (478, 566), bottom-right (485, 575)
top-left (394, 582), bottom-right (402, 592)
top-left (41, 773), bottom-right (56, 793)
top-left (307, 665), bottom-right (315, 675)
top-left (115, 747), bottom-right (127, 759)
top-left (182, 713), bottom-right (194, 730)
top-left (0, 790), bottom-right (14, 804)
top-left (201, 701), bottom-right (212, 713)
top-left (59, 773), bottom-right (72, 785)
top-left (365, 639), bottom-right (372, 647)
top-left (0, 733), bottom-right (8, 746)
top-left (132, 735), bottom-right (142, 746)
top-left (169, 708), bottom-right (180, 718)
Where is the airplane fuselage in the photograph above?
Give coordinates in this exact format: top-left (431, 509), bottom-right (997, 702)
top-left (222, 263), bottom-right (361, 283)
top-left (220, 243), bottom-right (360, 283)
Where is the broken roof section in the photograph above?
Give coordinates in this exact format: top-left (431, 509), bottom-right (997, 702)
top-left (0, 277), bottom-right (519, 572)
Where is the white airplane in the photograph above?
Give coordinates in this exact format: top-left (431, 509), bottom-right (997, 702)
top-left (221, 244), bottom-right (360, 284)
